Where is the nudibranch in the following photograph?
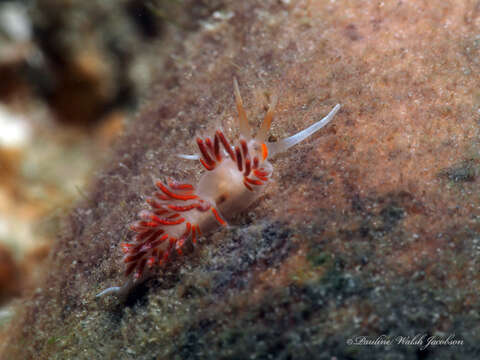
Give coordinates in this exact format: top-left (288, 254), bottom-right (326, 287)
top-left (97, 79), bottom-right (340, 298)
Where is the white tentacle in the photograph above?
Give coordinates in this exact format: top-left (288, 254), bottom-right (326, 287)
top-left (267, 104), bottom-right (341, 157)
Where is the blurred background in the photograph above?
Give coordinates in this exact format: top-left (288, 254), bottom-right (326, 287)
top-left (0, 0), bottom-right (201, 325)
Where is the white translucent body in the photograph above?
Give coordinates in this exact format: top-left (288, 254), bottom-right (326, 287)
top-left (198, 157), bottom-right (273, 219)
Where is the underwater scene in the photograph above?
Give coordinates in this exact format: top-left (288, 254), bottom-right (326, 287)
top-left (0, 1), bottom-right (478, 359)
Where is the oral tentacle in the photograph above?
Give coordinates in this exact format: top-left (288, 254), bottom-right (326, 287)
top-left (267, 103), bottom-right (341, 157)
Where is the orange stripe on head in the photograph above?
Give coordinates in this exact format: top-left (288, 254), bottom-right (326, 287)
top-left (261, 143), bottom-right (268, 160)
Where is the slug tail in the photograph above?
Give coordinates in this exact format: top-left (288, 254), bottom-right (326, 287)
top-left (96, 277), bottom-right (135, 299)
top-left (96, 286), bottom-right (121, 298)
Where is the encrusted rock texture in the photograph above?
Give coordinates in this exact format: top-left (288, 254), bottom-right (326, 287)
top-left (3, 0), bottom-right (480, 359)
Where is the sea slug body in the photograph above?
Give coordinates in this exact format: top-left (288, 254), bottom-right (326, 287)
top-left (97, 79), bottom-right (340, 298)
